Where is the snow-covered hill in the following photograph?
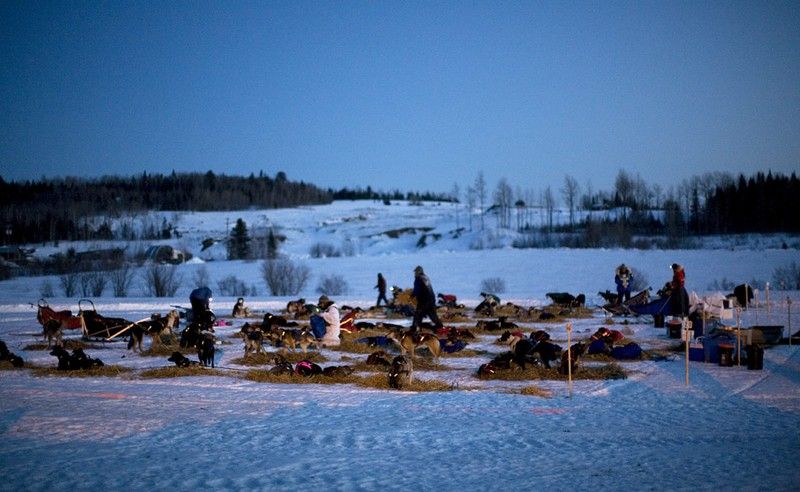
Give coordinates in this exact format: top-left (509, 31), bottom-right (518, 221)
top-left (2, 200), bottom-right (797, 305)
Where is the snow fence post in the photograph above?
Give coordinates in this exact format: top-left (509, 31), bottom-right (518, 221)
top-left (754, 289), bottom-right (759, 325)
top-left (736, 307), bottom-right (742, 367)
top-left (566, 322), bottom-right (573, 399)
top-left (684, 320), bottom-right (693, 386)
top-left (788, 298), bottom-right (793, 347)
top-left (766, 283), bottom-right (770, 317)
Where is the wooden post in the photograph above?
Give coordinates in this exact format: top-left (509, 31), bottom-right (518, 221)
top-left (766, 283), bottom-right (770, 317)
top-left (754, 289), bottom-right (759, 325)
top-left (789, 298), bottom-right (793, 347)
top-left (684, 320), bottom-right (693, 386)
top-left (735, 307), bottom-right (742, 366)
top-left (566, 322), bottom-right (573, 398)
top-left (744, 283), bottom-right (749, 311)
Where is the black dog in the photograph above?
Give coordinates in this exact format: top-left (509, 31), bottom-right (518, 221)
top-left (0, 339), bottom-right (24, 368)
top-left (71, 348), bottom-right (104, 369)
top-left (295, 359), bottom-right (323, 376)
top-left (167, 351), bottom-right (199, 367)
top-left (388, 355), bottom-right (413, 389)
top-left (269, 361), bottom-right (294, 375)
top-left (530, 340), bottom-right (562, 369)
top-left (322, 365), bottom-right (354, 377)
top-left (559, 342), bottom-right (587, 375)
top-left (511, 338), bottom-right (541, 369)
top-left (477, 361), bottom-right (498, 377)
top-left (197, 331), bottom-right (216, 368)
top-left (263, 312), bottom-right (299, 329)
top-left (366, 350), bottom-right (391, 367)
top-left (50, 346), bottom-right (78, 370)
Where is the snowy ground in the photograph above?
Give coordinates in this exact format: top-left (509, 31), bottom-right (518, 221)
top-left (1, 201), bottom-right (799, 491)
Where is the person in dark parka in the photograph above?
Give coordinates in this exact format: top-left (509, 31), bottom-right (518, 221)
top-left (375, 273), bottom-right (389, 307)
top-left (411, 265), bottom-right (443, 331)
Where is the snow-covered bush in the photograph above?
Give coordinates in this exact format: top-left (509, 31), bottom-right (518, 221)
top-left (480, 277), bottom-right (506, 294)
top-left (316, 274), bottom-right (349, 296)
top-left (142, 264), bottom-right (181, 297)
top-left (192, 266), bottom-right (210, 288)
top-left (772, 262), bottom-right (800, 290)
top-left (59, 272), bottom-right (79, 297)
top-left (39, 280), bottom-right (54, 298)
top-left (109, 265), bottom-right (135, 297)
top-left (309, 242), bottom-right (341, 258)
top-left (217, 275), bottom-right (249, 297)
top-left (79, 272), bottom-right (107, 297)
top-left (261, 257), bottom-right (310, 296)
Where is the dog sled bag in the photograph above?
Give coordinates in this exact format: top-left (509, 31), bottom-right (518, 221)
top-left (611, 342), bottom-right (642, 360)
top-left (310, 315), bottom-right (327, 339)
top-left (587, 339), bottom-right (611, 355)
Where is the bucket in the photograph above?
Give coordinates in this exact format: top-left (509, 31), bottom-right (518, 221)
top-left (654, 314), bottom-right (665, 328)
top-left (718, 343), bottom-right (734, 367)
top-left (667, 320), bottom-right (682, 339)
top-left (746, 345), bottom-right (764, 370)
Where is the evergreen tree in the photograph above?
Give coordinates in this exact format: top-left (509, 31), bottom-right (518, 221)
top-left (228, 218), bottom-right (251, 260)
top-left (266, 228), bottom-right (279, 259)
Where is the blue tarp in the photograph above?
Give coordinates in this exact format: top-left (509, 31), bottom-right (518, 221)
top-left (630, 296), bottom-right (671, 316)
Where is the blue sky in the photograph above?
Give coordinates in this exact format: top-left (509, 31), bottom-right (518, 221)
top-left (1, 1), bottom-right (798, 196)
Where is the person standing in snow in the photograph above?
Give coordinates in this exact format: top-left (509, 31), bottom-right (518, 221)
top-left (670, 263), bottom-right (689, 318)
top-left (375, 273), bottom-right (389, 307)
top-left (614, 264), bottom-right (633, 304)
top-left (411, 265), bottom-right (443, 331)
top-left (316, 295), bottom-right (341, 347)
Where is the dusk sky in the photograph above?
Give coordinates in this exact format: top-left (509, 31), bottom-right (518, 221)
top-left (1, 1), bottom-right (798, 196)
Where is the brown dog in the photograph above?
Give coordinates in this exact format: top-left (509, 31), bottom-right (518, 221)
top-left (42, 319), bottom-right (64, 348)
top-left (241, 323), bottom-right (265, 356)
top-left (128, 310), bottom-right (180, 352)
top-left (271, 327), bottom-right (318, 354)
top-left (385, 328), bottom-right (441, 361)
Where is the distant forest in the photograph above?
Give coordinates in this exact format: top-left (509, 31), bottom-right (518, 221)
top-left (0, 169), bottom-right (798, 246)
top-left (0, 171), bottom-right (451, 244)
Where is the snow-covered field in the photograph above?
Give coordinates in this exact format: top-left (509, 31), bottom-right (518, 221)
top-left (1, 200), bottom-right (799, 491)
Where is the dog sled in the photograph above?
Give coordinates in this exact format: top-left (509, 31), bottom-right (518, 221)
top-left (601, 289), bottom-right (651, 316)
top-left (36, 299), bottom-right (83, 330)
top-left (78, 299), bottom-right (137, 340)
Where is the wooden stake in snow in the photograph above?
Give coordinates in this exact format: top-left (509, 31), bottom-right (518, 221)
top-left (684, 320), bottom-right (693, 386)
top-left (754, 289), bottom-right (759, 325)
top-left (736, 307), bottom-right (742, 366)
top-left (744, 284), bottom-right (749, 311)
top-left (566, 322), bottom-right (573, 398)
top-left (766, 283), bottom-right (770, 317)
top-left (788, 298), bottom-right (793, 347)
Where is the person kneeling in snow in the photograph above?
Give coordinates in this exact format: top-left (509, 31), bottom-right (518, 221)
top-left (310, 295), bottom-right (341, 347)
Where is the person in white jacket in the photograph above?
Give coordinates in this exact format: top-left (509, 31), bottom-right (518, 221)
top-left (317, 295), bottom-right (341, 347)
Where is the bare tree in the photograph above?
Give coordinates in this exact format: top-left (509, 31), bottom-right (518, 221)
top-left (474, 172), bottom-right (487, 231)
top-left (59, 272), bottom-right (79, 297)
top-left (450, 182), bottom-right (461, 229)
top-left (543, 186), bottom-right (556, 232)
top-left (261, 257), bottom-right (310, 296)
top-left (142, 265), bottom-right (182, 297)
top-left (193, 265), bottom-right (211, 288)
top-left (466, 185), bottom-right (476, 231)
top-left (493, 178), bottom-right (513, 229)
top-left (614, 170), bottom-right (634, 207)
top-left (109, 266), bottom-right (135, 297)
top-left (561, 175), bottom-right (580, 229)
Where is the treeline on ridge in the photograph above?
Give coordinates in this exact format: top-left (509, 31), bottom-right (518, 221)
top-left (0, 171), bottom-right (330, 244)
